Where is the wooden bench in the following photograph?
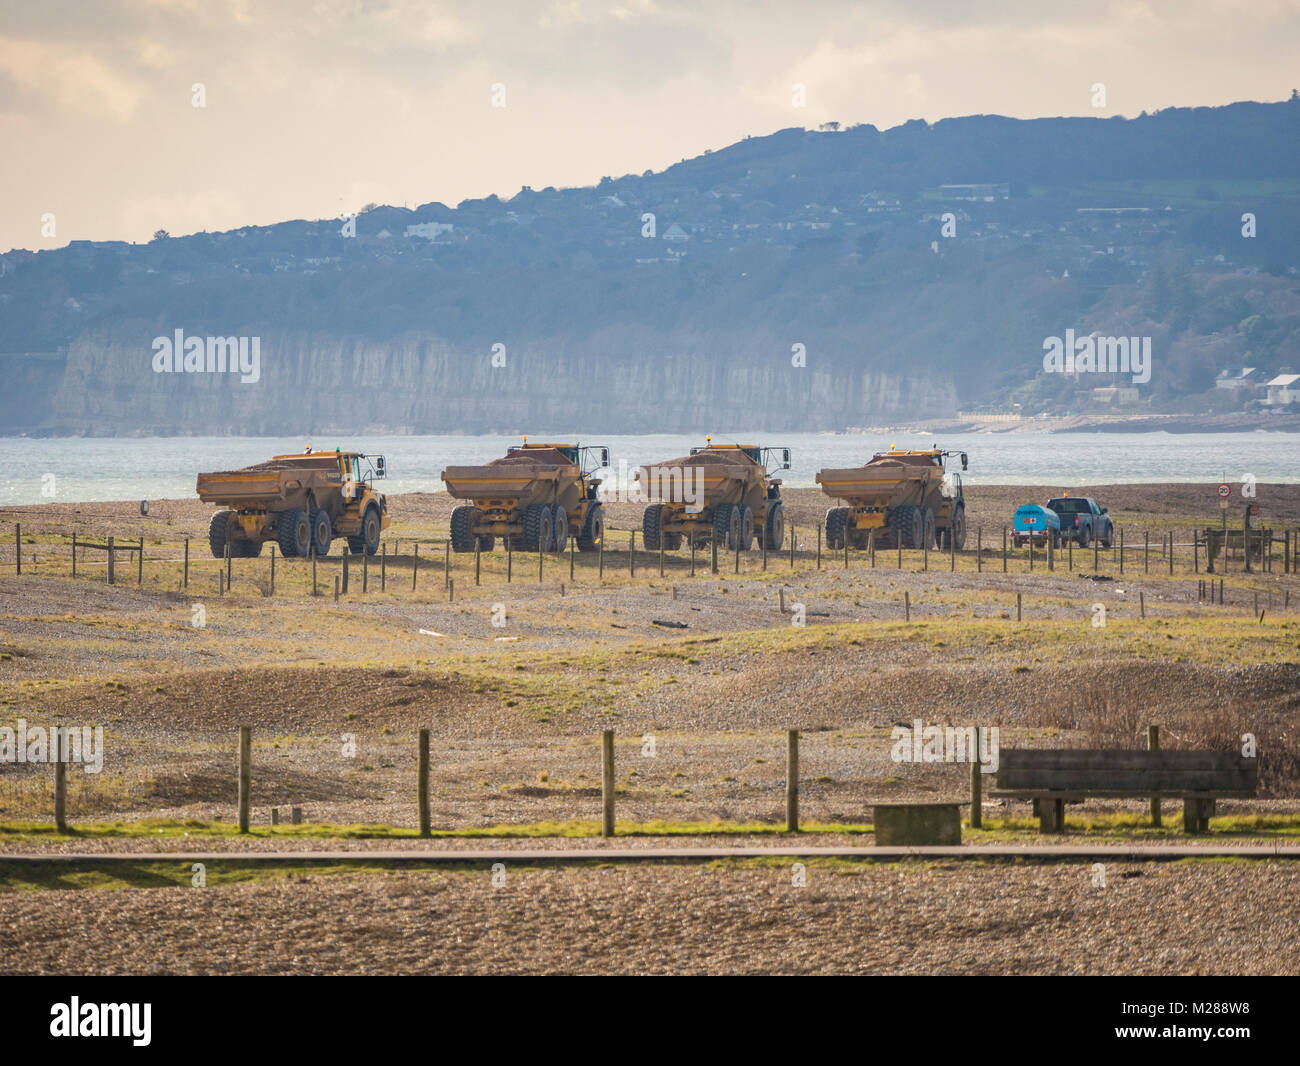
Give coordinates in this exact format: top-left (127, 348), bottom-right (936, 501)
top-left (991, 749), bottom-right (1257, 834)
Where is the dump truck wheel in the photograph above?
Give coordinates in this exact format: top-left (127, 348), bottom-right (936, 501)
top-left (552, 505), bottom-right (569, 554)
top-left (893, 504), bottom-right (921, 549)
top-left (351, 504), bottom-right (383, 556)
top-left (952, 506), bottom-right (967, 550)
top-left (236, 537), bottom-right (263, 558)
top-left (450, 506), bottom-right (479, 554)
top-left (712, 503), bottom-right (737, 550)
top-left (277, 508), bottom-right (310, 558)
top-left (921, 508), bottom-right (936, 550)
top-left (578, 504), bottom-right (605, 552)
top-left (521, 503), bottom-right (551, 552)
top-left (824, 507), bottom-right (848, 550)
top-left (310, 508), bottom-right (333, 557)
top-left (208, 510), bottom-right (232, 559)
top-left (642, 504), bottom-right (665, 551)
top-left (764, 502), bottom-right (785, 550)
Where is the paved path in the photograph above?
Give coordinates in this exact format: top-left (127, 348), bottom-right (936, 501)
top-left (3, 844), bottom-right (1299, 863)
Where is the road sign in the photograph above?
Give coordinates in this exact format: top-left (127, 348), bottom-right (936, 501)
top-left (1220, 499), bottom-right (1229, 510)
top-left (1217, 483), bottom-right (1231, 499)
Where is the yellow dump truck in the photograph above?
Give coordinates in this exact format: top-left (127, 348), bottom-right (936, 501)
top-left (817, 447), bottom-right (968, 550)
top-left (636, 439), bottom-right (791, 551)
top-left (196, 449), bottom-right (390, 558)
top-left (441, 441), bottom-right (609, 553)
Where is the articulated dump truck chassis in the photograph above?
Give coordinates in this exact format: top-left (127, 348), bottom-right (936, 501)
top-left (636, 441), bottom-right (791, 552)
top-left (817, 448), bottom-right (968, 551)
top-left (441, 442), bottom-right (610, 554)
top-left (196, 450), bottom-right (390, 559)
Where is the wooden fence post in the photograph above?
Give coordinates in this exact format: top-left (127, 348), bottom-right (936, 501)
top-left (54, 736), bottom-right (67, 833)
top-left (72, 533), bottom-right (77, 578)
top-left (786, 729), bottom-right (799, 833)
top-left (904, 590), bottom-right (910, 621)
top-left (969, 726), bottom-right (983, 829)
top-left (816, 523), bottom-right (822, 569)
top-left (418, 727), bottom-right (431, 838)
top-left (412, 543), bottom-right (418, 591)
top-left (570, 534), bottom-right (576, 581)
top-left (13, 523), bottom-right (19, 575)
top-left (270, 544), bottom-right (276, 595)
top-left (630, 531), bottom-right (636, 577)
top-left (238, 726), bottom-right (251, 833)
top-left (475, 546), bottom-right (481, 587)
top-left (1002, 528), bottom-right (1007, 573)
top-left (363, 548), bottom-right (368, 593)
top-left (1016, 592), bottom-right (1022, 622)
top-left (977, 528), bottom-right (982, 571)
top-left (342, 547), bottom-right (350, 594)
top-left (601, 730), bottom-right (615, 837)
top-left (790, 524), bottom-right (795, 569)
top-left (183, 536), bottom-right (189, 588)
top-left (1148, 725), bottom-right (1161, 827)
top-left (107, 535), bottom-right (115, 585)
top-left (444, 541), bottom-right (451, 588)
top-left (380, 543), bottom-right (386, 591)
top-left (138, 536), bottom-right (144, 584)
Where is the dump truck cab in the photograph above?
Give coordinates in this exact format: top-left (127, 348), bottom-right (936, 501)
top-left (817, 446), bottom-right (969, 551)
top-left (639, 439), bottom-right (792, 552)
top-left (442, 439), bottom-right (610, 554)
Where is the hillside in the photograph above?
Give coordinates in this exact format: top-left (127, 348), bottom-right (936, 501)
top-left (3, 100), bottom-right (1300, 435)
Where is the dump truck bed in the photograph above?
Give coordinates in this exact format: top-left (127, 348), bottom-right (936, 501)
top-left (196, 456), bottom-right (341, 508)
top-left (816, 457), bottom-right (943, 505)
top-left (442, 450), bottom-right (575, 502)
top-left (637, 450), bottom-right (757, 507)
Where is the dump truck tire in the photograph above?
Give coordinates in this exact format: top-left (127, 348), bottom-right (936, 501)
top-left (208, 510), bottom-right (233, 559)
top-left (713, 503), bottom-right (740, 551)
top-left (824, 507), bottom-right (849, 550)
top-left (642, 504), bottom-right (665, 551)
top-left (952, 505), bottom-right (967, 550)
top-left (349, 504), bottom-right (383, 556)
top-left (578, 503), bottom-right (605, 552)
top-left (450, 506), bottom-right (479, 554)
top-left (521, 503), bottom-right (551, 552)
top-left (552, 504), bottom-right (569, 554)
top-left (310, 508), bottom-right (332, 557)
top-left (892, 504), bottom-right (919, 549)
top-left (739, 506), bottom-right (755, 550)
top-left (764, 502), bottom-right (785, 550)
top-left (278, 508), bottom-right (311, 558)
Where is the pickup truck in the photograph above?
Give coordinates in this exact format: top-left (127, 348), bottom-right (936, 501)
top-left (1046, 496), bottom-right (1113, 548)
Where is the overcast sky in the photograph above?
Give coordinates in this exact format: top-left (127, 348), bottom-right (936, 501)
top-left (2, 0), bottom-right (1297, 251)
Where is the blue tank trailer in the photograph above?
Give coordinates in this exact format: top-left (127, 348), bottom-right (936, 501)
top-left (1012, 504), bottom-right (1061, 548)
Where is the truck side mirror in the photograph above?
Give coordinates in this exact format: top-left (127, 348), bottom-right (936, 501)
top-left (375, 457), bottom-right (386, 477)
top-left (783, 449), bottom-right (790, 464)
top-left (961, 453), bottom-right (968, 471)
top-left (602, 449), bottom-right (610, 467)
top-left (1101, 507), bottom-right (1108, 514)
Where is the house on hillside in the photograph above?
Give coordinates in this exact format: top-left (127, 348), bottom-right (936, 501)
top-left (662, 223), bottom-right (690, 242)
top-left (405, 222), bottom-right (454, 242)
top-left (1215, 366), bottom-right (1259, 395)
top-left (1265, 373), bottom-right (1300, 405)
